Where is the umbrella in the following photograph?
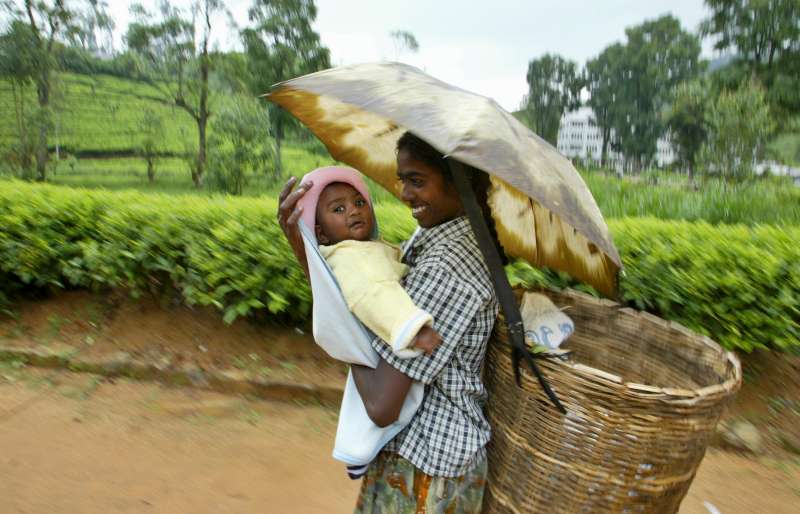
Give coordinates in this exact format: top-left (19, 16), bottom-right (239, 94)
top-left (266, 62), bottom-right (621, 297)
top-left (267, 62), bottom-right (623, 411)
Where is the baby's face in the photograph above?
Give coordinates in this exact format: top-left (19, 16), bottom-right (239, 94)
top-left (315, 182), bottom-right (374, 245)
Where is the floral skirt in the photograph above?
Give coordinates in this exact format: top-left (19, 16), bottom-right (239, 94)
top-left (354, 451), bottom-right (487, 514)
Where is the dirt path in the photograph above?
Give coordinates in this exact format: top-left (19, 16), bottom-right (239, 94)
top-left (2, 369), bottom-right (798, 514)
top-left (681, 450), bottom-right (800, 514)
top-left (2, 293), bottom-right (799, 513)
top-left (0, 369), bottom-right (361, 514)
top-left (0, 290), bottom-right (349, 391)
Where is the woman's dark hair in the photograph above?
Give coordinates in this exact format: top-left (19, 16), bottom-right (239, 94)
top-left (396, 131), bottom-right (452, 182)
top-left (396, 131), bottom-right (508, 264)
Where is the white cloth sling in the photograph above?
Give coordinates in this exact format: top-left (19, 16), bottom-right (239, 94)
top-left (300, 221), bottom-right (425, 466)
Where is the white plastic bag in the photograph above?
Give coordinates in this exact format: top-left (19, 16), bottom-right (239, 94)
top-left (520, 292), bottom-right (575, 350)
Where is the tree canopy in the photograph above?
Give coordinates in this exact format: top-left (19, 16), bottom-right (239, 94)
top-left (577, 15), bottom-right (703, 171)
top-left (519, 53), bottom-right (582, 145)
top-left (702, 0), bottom-right (800, 125)
top-left (126, 0), bottom-right (224, 186)
top-left (1, 0), bottom-right (111, 179)
top-left (241, 0), bottom-right (330, 173)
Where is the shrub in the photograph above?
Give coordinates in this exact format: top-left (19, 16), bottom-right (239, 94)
top-left (1, 181), bottom-right (798, 353)
top-left (698, 80), bottom-right (774, 181)
top-left (510, 218), bottom-right (800, 352)
top-left (206, 95), bottom-right (277, 195)
top-left (610, 218), bottom-right (800, 352)
top-left (0, 181), bottom-right (310, 324)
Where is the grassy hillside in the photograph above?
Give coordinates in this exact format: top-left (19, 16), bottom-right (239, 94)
top-left (2, 72), bottom-right (798, 225)
top-left (43, 147), bottom-right (336, 197)
top-left (581, 171), bottom-right (800, 225)
top-left (1, 72), bottom-right (335, 195)
top-left (1, 73), bottom-right (196, 155)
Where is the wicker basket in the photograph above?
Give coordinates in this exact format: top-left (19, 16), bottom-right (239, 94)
top-left (482, 288), bottom-right (741, 514)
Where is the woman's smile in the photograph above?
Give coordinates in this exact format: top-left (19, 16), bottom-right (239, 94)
top-left (397, 149), bottom-right (464, 229)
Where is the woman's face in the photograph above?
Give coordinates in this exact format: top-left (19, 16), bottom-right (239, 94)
top-left (397, 149), bottom-right (464, 229)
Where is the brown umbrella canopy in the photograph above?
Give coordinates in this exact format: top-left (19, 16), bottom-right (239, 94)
top-left (267, 62), bottom-right (621, 297)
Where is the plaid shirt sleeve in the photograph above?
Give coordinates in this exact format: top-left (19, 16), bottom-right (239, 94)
top-left (369, 262), bottom-right (484, 384)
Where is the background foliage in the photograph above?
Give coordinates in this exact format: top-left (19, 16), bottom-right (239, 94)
top-left (1, 0), bottom-right (799, 360)
top-left (1, 181), bottom-right (797, 353)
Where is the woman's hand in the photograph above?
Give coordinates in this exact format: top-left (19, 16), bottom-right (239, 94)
top-left (277, 176), bottom-right (312, 278)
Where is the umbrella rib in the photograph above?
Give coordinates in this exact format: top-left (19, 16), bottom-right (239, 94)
top-left (529, 197), bottom-right (543, 266)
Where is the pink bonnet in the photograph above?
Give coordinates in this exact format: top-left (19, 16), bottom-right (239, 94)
top-left (296, 166), bottom-right (374, 237)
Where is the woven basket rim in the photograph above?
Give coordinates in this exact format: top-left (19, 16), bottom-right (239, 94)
top-left (508, 287), bottom-right (743, 401)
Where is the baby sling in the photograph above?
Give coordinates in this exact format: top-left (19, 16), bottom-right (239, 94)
top-left (299, 220), bottom-right (425, 466)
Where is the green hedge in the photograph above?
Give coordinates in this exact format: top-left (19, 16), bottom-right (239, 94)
top-left (612, 219), bottom-right (799, 352)
top-left (1, 181), bottom-right (798, 353)
top-left (0, 181), bottom-right (310, 324)
top-left (508, 219), bottom-right (800, 352)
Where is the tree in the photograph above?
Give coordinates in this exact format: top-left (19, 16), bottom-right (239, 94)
top-left (1, 0), bottom-right (110, 181)
top-left (241, 0), bottom-right (330, 175)
top-left (126, 0), bottom-right (223, 187)
top-left (702, 0), bottom-right (800, 125)
top-left (0, 20), bottom-right (38, 176)
top-left (702, 0), bottom-right (800, 69)
top-left (137, 108), bottom-right (164, 183)
top-left (389, 29), bottom-right (419, 59)
top-left (519, 54), bottom-right (582, 145)
top-left (72, 0), bottom-right (114, 54)
top-left (665, 79), bottom-right (711, 180)
top-left (611, 15), bottom-right (702, 172)
top-left (699, 80), bottom-right (774, 182)
top-left (212, 51), bottom-right (252, 95)
top-left (206, 95), bottom-right (276, 195)
top-left (585, 43), bottom-right (625, 168)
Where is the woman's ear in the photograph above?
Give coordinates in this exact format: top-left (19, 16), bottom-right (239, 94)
top-left (315, 224), bottom-right (330, 245)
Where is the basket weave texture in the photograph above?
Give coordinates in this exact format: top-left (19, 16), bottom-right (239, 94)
top-left (482, 289), bottom-right (741, 514)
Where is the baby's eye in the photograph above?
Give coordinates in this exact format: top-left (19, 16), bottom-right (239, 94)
top-left (355, 199), bottom-right (366, 207)
top-left (333, 206), bottom-right (345, 213)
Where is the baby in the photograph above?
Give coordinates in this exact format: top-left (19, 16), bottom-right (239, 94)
top-left (296, 167), bottom-right (440, 479)
top-left (307, 175), bottom-right (441, 357)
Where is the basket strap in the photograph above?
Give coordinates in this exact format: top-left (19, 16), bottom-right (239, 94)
top-left (447, 160), bottom-right (566, 414)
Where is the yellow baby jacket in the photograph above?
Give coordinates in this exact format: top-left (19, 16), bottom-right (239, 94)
top-left (319, 240), bottom-right (433, 358)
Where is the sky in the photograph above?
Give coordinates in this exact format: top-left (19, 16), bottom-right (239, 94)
top-left (106, 0), bottom-right (716, 112)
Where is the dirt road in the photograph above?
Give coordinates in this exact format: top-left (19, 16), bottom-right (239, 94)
top-left (0, 370), bottom-right (360, 514)
top-left (1, 369), bottom-right (798, 514)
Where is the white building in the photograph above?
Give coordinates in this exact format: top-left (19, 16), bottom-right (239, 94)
top-left (755, 161), bottom-right (800, 187)
top-left (556, 107), bottom-right (676, 171)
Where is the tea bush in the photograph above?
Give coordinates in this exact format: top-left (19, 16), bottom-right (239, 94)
top-left (0, 181), bottom-right (310, 324)
top-left (1, 181), bottom-right (798, 353)
top-left (509, 219), bottom-right (800, 352)
top-left (611, 218), bottom-right (800, 352)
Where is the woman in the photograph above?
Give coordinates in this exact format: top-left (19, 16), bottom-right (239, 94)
top-left (278, 132), bottom-right (498, 513)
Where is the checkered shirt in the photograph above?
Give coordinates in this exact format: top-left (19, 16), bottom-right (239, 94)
top-left (370, 216), bottom-right (499, 477)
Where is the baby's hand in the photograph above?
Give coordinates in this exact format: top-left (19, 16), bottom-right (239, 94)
top-left (412, 326), bottom-right (442, 355)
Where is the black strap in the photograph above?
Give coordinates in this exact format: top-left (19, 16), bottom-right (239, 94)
top-left (447, 160), bottom-right (567, 414)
